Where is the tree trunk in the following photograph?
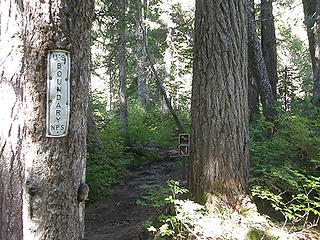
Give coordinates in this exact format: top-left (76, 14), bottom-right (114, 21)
top-left (147, 51), bottom-right (184, 133)
top-left (0, 0), bottom-right (94, 239)
top-left (135, 0), bottom-right (149, 109)
top-left (248, 73), bottom-right (260, 120)
top-left (87, 106), bottom-right (105, 154)
top-left (189, 0), bottom-right (249, 207)
top-left (163, 26), bottom-right (174, 112)
top-left (302, 0), bottom-right (320, 107)
top-left (248, 2), bottom-right (276, 122)
top-left (138, 15), bottom-right (184, 132)
top-left (261, 0), bottom-right (278, 100)
top-left (248, 0), bottom-right (260, 120)
top-left (107, 70), bottom-right (115, 112)
top-left (119, 0), bottom-right (128, 135)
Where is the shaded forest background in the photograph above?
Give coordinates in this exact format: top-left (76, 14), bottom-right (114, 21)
top-left (86, 0), bottom-right (320, 237)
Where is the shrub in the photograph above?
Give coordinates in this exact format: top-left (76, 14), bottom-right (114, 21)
top-left (249, 113), bottom-right (320, 227)
top-left (86, 149), bottom-right (130, 202)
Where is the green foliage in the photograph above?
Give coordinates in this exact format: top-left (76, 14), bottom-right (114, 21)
top-left (276, 6), bottom-right (313, 105)
top-left (136, 184), bottom-right (171, 207)
top-left (249, 112), bottom-right (320, 226)
top-left (86, 150), bottom-right (129, 203)
top-left (91, 91), bottom-right (180, 151)
top-left (137, 180), bottom-right (188, 208)
top-left (169, 3), bottom-right (194, 72)
top-left (87, 92), bottom-right (189, 203)
top-left (92, 0), bottom-right (193, 114)
top-left (87, 93), bottom-right (134, 202)
top-left (126, 100), bottom-right (179, 148)
top-left (138, 180), bottom-right (190, 239)
top-left (246, 228), bottom-right (276, 240)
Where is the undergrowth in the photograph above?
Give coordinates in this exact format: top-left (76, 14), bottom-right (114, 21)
top-left (249, 108), bottom-right (320, 229)
top-left (87, 90), bottom-right (320, 238)
top-left (136, 104), bottom-right (320, 239)
top-left (138, 180), bottom-right (301, 240)
top-left (86, 92), bottom-right (189, 203)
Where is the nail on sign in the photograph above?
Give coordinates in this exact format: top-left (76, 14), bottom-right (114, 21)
top-left (46, 50), bottom-right (70, 138)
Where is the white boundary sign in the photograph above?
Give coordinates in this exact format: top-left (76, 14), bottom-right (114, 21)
top-left (46, 50), bottom-right (70, 138)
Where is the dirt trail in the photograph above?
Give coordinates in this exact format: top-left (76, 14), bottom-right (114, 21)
top-left (84, 148), bottom-right (182, 240)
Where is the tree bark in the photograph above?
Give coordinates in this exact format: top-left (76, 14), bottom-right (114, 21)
top-left (163, 26), bottom-right (174, 112)
top-left (119, 0), bottom-right (128, 135)
top-left (0, 0), bottom-right (94, 239)
top-left (302, 0), bottom-right (320, 107)
top-left (108, 69), bottom-right (115, 111)
top-left (189, 0), bottom-right (249, 206)
top-left (261, 0), bottom-right (278, 100)
top-left (247, 2), bottom-right (276, 122)
top-left (248, 72), bottom-right (260, 120)
top-left (87, 106), bottom-right (105, 154)
top-left (135, 0), bottom-right (149, 109)
top-left (248, 0), bottom-right (260, 120)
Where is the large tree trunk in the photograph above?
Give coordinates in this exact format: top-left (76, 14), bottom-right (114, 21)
top-left (0, 0), bottom-right (94, 239)
top-left (189, 0), bottom-right (249, 207)
top-left (119, 0), bottom-right (128, 135)
top-left (261, 0), bottom-right (278, 100)
top-left (248, 2), bottom-right (276, 122)
top-left (302, 0), bottom-right (320, 107)
top-left (135, 0), bottom-right (149, 109)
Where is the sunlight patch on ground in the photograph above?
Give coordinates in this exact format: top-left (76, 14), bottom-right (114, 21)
top-left (164, 197), bottom-right (301, 240)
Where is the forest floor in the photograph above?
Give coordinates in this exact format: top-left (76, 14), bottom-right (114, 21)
top-left (84, 147), bottom-right (183, 240)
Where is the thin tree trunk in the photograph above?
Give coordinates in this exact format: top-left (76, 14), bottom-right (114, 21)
top-left (261, 0), bottom-right (278, 100)
top-left (135, 0), bottom-right (149, 109)
top-left (147, 51), bottom-right (184, 132)
top-left (87, 106), bottom-right (105, 154)
top-left (87, 79), bottom-right (104, 153)
top-left (302, 0), bottom-right (320, 107)
top-left (313, 1), bottom-right (320, 107)
top-left (248, 74), bottom-right (260, 120)
top-left (189, 0), bottom-right (249, 207)
top-left (109, 70), bottom-right (114, 111)
top-left (163, 26), bottom-right (174, 112)
top-left (0, 0), bottom-right (94, 239)
top-left (248, 2), bottom-right (276, 122)
top-left (138, 18), bottom-right (184, 132)
top-left (119, 0), bottom-right (128, 135)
